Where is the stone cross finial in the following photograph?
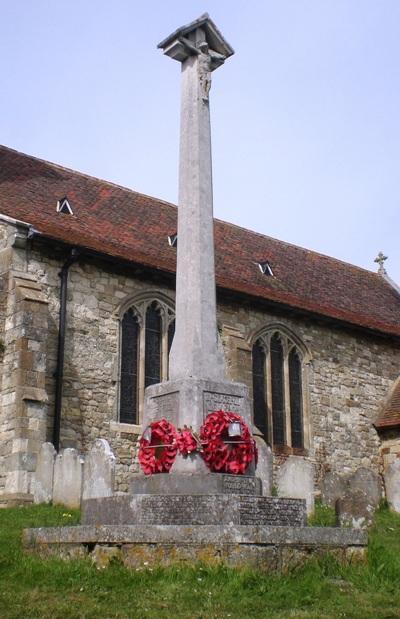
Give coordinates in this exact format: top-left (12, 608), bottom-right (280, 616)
top-left (374, 251), bottom-right (388, 275)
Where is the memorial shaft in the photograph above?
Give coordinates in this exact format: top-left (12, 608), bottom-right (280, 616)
top-left (159, 17), bottom-right (233, 382)
top-left (142, 17), bottom-right (251, 474)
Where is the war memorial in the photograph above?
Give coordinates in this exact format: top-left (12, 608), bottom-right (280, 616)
top-left (22, 16), bottom-right (368, 569)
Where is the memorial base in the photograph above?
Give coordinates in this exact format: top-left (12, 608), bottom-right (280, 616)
top-left (130, 473), bottom-right (262, 495)
top-left (23, 524), bottom-right (367, 572)
top-left (82, 494), bottom-right (306, 527)
top-left (143, 377), bottom-right (253, 431)
top-left (143, 377), bottom-right (254, 475)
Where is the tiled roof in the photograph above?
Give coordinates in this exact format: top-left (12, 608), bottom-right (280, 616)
top-left (1, 144), bottom-right (400, 338)
top-left (375, 380), bottom-right (400, 429)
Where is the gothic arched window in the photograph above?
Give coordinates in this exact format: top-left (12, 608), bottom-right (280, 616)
top-left (251, 328), bottom-right (308, 452)
top-left (119, 297), bottom-right (175, 425)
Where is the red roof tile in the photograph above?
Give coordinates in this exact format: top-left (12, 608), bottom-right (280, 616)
top-left (1, 144), bottom-right (400, 338)
top-left (375, 380), bottom-right (400, 429)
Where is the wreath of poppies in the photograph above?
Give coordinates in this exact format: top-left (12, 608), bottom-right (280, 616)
top-left (138, 418), bottom-right (178, 475)
top-left (199, 410), bottom-right (256, 475)
top-left (138, 412), bottom-right (256, 476)
top-left (176, 425), bottom-right (199, 456)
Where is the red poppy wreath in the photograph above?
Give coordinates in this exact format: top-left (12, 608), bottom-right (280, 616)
top-left (199, 410), bottom-right (256, 475)
top-left (138, 418), bottom-right (178, 475)
top-left (176, 425), bottom-right (199, 456)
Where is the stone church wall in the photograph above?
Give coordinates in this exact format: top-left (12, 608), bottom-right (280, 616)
top-left (218, 301), bottom-right (400, 485)
top-left (1, 221), bottom-right (399, 494)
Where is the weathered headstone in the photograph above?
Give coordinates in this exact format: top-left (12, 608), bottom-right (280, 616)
top-left (33, 442), bottom-right (56, 504)
top-left (82, 439), bottom-right (115, 501)
top-left (277, 456), bottom-right (315, 515)
top-left (384, 459), bottom-right (400, 513)
top-left (254, 436), bottom-right (273, 496)
top-left (321, 471), bottom-right (347, 508)
top-left (53, 448), bottom-right (84, 509)
top-left (336, 488), bottom-right (375, 529)
top-left (347, 467), bottom-right (382, 507)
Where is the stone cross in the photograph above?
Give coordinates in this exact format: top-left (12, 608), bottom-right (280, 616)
top-left (141, 16), bottom-right (251, 477)
top-left (158, 14), bottom-right (234, 383)
top-left (374, 251), bottom-right (388, 275)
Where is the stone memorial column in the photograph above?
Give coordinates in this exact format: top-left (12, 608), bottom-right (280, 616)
top-left (165, 18), bottom-right (229, 383)
top-left (140, 15), bottom-right (253, 479)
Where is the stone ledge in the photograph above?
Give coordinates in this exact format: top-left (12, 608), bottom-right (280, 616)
top-left (0, 492), bottom-right (34, 508)
top-left (22, 524), bottom-right (367, 571)
top-left (130, 473), bottom-right (262, 496)
top-left (109, 421), bottom-right (141, 435)
top-left (23, 524), bottom-right (367, 547)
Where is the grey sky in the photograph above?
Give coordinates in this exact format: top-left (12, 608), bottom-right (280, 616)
top-left (1, 1), bottom-right (399, 283)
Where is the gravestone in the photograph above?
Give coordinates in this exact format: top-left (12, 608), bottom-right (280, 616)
top-left (254, 436), bottom-right (273, 496)
top-left (53, 448), bottom-right (84, 509)
top-left (321, 471), bottom-right (347, 508)
top-left (336, 488), bottom-right (375, 529)
top-left (384, 459), bottom-right (400, 513)
top-left (277, 456), bottom-right (315, 515)
top-left (33, 442), bottom-right (56, 504)
top-left (82, 439), bottom-right (115, 501)
top-left (347, 467), bottom-right (382, 507)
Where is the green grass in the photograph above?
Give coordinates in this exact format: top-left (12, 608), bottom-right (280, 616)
top-left (308, 499), bottom-right (337, 527)
top-left (0, 503), bottom-right (400, 618)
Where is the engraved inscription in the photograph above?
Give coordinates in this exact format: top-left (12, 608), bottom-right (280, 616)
top-left (147, 392), bottom-right (179, 423)
top-left (203, 392), bottom-right (243, 419)
top-left (222, 475), bottom-right (257, 495)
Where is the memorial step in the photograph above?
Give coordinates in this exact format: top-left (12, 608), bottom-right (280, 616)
top-left (82, 494), bottom-right (306, 527)
top-left (130, 473), bottom-right (262, 496)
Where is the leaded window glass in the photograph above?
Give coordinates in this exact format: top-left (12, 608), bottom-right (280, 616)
top-left (119, 309), bottom-right (139, 424)
top-left (119, 298), bottom-right (175, 424)
top-left (252, 328), bottom-right (306, 451)
top-left (145, 303), bottom-right (161, 388)
top-left (252, 339), bottom-right (268, 441)
top-left (289, 348), bottom-right (303, 449)
top-left (270, 334), bottom-right (285, 445)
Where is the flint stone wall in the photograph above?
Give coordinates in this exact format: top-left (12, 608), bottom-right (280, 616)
top-left (1, 230), bottom-right (399, 493)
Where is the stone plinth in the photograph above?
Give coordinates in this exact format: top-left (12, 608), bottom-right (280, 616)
top-left (143, 377), bottom-right (254, 475)
top-left (82, 494), bottom-right (306, 527)
top-left (130, 473), bottom-right (261, 496)
top-left (144, 377), bottom-right (252, 429)
top-left (23, 524), bottom-right (368, 572)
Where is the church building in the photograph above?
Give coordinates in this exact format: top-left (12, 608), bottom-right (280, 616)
top-left (0, 143), bottom-right (399, 502)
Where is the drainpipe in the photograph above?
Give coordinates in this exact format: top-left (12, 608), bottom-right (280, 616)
top-left (53, 248), bottom-right (80, 451)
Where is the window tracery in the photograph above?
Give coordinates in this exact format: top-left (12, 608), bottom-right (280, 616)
top-left (119, 296), bottom-right (175, 424)
top-left (251, 327), bottom-right (309, 452)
